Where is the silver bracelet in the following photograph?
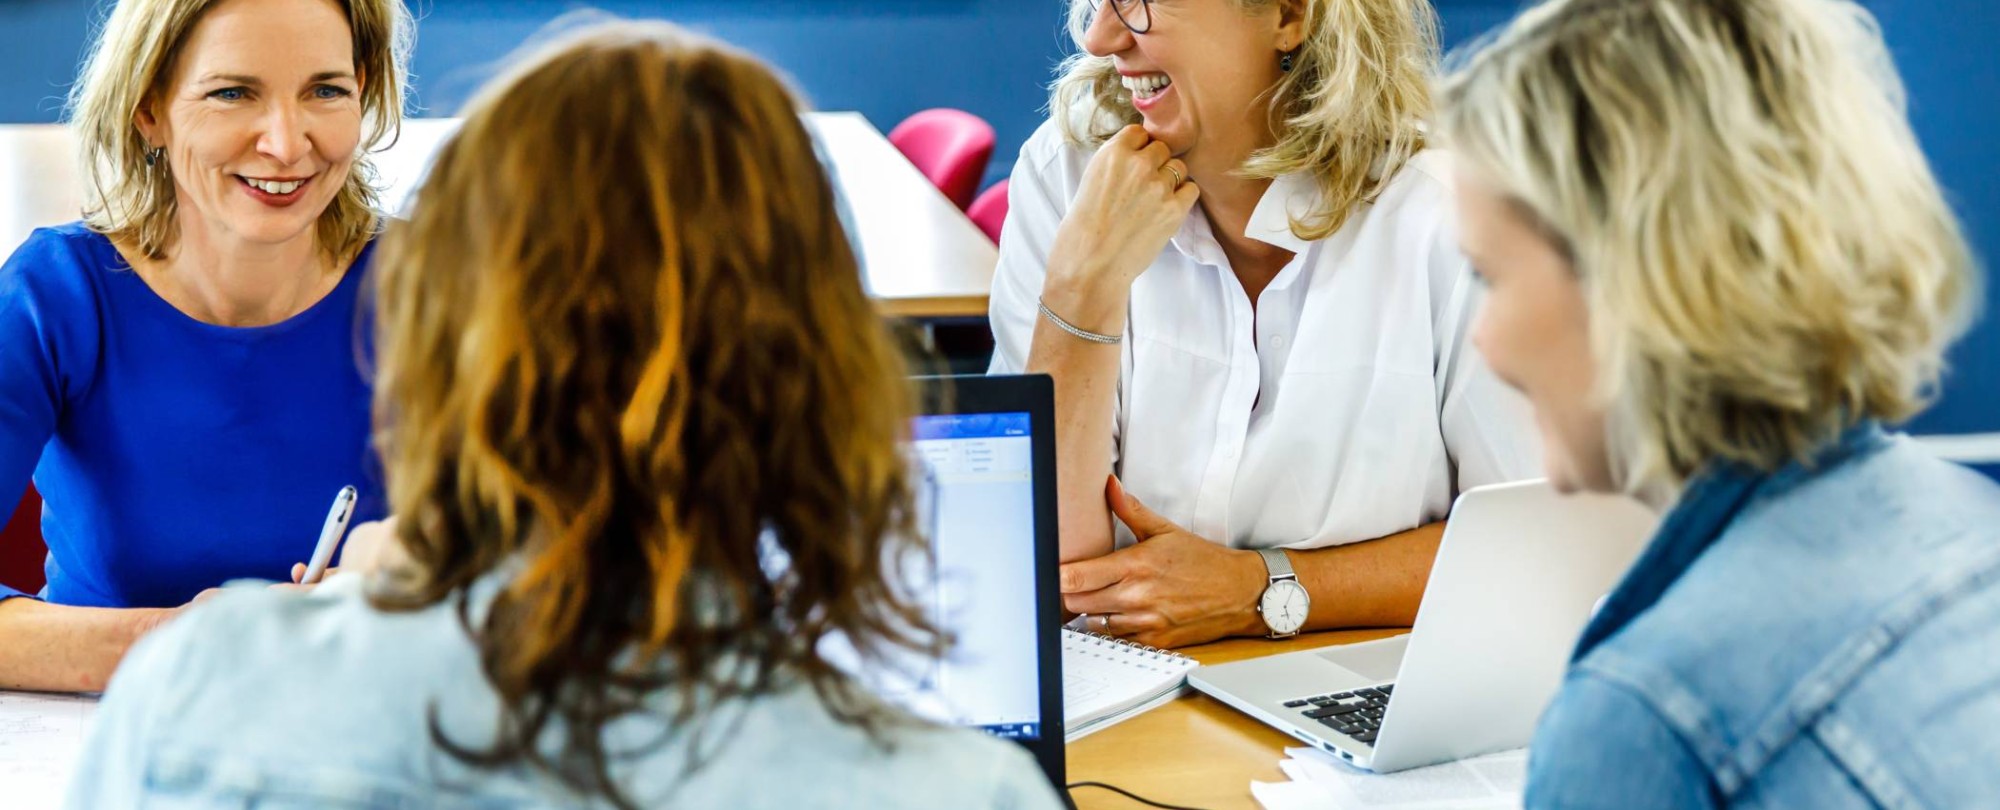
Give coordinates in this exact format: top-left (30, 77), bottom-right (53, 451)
top-left (1038, 297), bottom-right (1123, 344)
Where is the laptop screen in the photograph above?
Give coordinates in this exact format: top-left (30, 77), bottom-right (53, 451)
top-left (905, 411), bottom-right (1044, 741)
top-left (823, 375), bottom-right (1063, 786)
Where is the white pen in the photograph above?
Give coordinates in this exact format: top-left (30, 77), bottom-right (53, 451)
top-left (300, 485), bottom-right (358, 585)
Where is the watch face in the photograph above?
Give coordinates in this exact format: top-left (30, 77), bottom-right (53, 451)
top-left (1260, 579), bottom-right (1309, 634)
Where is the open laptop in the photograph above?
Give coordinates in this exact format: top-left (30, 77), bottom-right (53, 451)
top-left (1188, 480), bottom-right (1657, 773)
top-left (852, 374), bottom-right (1066, 790)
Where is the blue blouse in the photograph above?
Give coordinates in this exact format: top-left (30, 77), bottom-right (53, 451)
top-left (0, 223), bottom-right (386, 607)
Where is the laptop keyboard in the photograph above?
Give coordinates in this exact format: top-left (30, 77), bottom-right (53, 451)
top-left (1282, 685), bottom-right (1393, 745)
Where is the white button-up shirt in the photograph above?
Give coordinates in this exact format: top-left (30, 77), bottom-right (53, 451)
top-left (989, 121), bottom-right (1540, 551)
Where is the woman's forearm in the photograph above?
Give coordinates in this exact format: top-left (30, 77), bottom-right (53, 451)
top-left (1287, 521), bottom-right (1447, 631)
top-left (1027, 271), bottom-right (1128, 564)
top-left (0, 597), bottom-right (170, 692)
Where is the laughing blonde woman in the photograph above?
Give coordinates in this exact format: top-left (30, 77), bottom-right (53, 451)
top-left (989, 0), bottom-right (1537, 648)
top-left (1440, 0), bottom-right (2000, 804)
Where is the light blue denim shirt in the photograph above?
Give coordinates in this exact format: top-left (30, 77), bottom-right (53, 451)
top-left (1528, 425), bottom-right (2000, 808)
top-left (66, 572), bottom-right (1064, 809)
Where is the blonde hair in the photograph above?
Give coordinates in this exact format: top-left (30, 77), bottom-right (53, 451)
top-left (369, 20), bottom-right (933, 806)
top-left (1050, 0), bottom-right (1440, 240)
top-left (67, 0), bottom-right (412, 260)
top-left (1438, 0), bottom-right (1977, 491)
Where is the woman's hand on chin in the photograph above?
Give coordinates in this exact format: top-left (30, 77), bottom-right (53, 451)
top-left (1047, 125), bottom-right (1200, 295)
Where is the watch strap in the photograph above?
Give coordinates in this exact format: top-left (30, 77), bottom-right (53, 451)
top-left (1257, 547), bottom-right (1296, 582)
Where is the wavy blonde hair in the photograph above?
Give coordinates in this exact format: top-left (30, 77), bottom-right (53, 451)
top-left (1050, 0), bottom-right (1439, 240)
top-left (66, 0), bottom-right (412, 260)
top-left (368, 20), bottom-right (934, 807)
top-left (1438, 0), bottom-right (1977, 491)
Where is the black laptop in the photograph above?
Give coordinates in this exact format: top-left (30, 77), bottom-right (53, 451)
top-left (891, 374), bottom-right (1065, 790)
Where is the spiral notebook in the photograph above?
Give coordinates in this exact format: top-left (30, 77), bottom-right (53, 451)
top-left (1063, 628), bottom-right (1200, 742)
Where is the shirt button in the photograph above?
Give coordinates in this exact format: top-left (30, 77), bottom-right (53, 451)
top-left (1268, 334), bottom-right (1285, 347)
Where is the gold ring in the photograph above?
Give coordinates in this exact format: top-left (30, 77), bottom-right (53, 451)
top-left (1164, 165), bottom-right (1183, 186)
top-left (1097, 614), bottom-right (1113, 634)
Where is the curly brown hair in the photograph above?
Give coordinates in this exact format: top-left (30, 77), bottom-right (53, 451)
top-left (367, 20), bottom-right (936, 806)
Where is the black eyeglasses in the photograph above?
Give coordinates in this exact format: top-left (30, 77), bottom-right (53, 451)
top-left (1092, 0), bottom-right (1152, 34)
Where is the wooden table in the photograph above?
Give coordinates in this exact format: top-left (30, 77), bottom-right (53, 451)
top-left (1067, 627), bottom-right (1411, 810)
top-left (0, 112), bottom-right (996, 320)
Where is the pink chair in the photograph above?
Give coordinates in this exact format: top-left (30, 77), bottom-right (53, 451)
top-left (888, 109), bottom-right (995, 211)
top-left (968, 180), bottom-right (1009, 244)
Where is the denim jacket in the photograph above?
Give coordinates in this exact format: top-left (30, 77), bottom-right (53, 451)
top-left (66, 572), bottom-right (1063, 809)
top-left (1526, 425), bottom-right (2000, 808)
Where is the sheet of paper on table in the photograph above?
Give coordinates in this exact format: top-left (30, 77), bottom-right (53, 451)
top-left (0, 691), bottom-right (100, 810)
top-left (1252, 746), bottom-right (1525, 810)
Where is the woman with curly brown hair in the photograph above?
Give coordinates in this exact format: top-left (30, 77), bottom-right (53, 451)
top-left (67, 20), bottom-right (1063, 809)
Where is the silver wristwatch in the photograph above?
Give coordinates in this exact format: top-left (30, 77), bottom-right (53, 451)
top-left (1255, 548), bottom-right (1310, 638)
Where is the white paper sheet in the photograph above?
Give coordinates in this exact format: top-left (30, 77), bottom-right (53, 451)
top-left (1254, 747), bottom-right (1526, 810)
top-left (0, 691), bottom-right (99, 810)
top-left (1252, 778), bottom-right (1347, 810)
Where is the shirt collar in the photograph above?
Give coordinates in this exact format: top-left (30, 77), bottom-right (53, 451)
top-left (1165, 205), bottom-right (1223, 266)
top-left (1243, 172), bottom-right (1320, 255)
top-left (1165, 171), bottom-right (1322, 265)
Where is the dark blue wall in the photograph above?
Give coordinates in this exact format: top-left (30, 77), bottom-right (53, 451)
top-left (1864, 1), bottom-right (1998, 435)
top-left (1, 0), bottom-right (1991, 432)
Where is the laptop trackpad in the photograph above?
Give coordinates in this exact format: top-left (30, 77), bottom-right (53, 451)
top-left (1314, 635), bottom-right (1408, 683)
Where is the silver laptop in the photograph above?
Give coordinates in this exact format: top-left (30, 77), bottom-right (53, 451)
top-left (1187, 479), bottom-right (1657, 773)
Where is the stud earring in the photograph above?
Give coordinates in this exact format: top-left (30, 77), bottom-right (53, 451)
top-left (1279, 50), bottom-right (1295, 73)
top-left (144, 147), bottom-right (164, 167)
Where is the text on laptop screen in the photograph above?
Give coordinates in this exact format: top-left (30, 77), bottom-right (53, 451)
top-left (899, 411), bottom-right (1042, 741)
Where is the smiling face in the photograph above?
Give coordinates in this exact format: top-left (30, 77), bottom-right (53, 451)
top-left (136, 0), bottom-right (362, 252)
top-left (1080, 0), bottom-right (1302, 166)
top-left (1454, 167), bottom-right (1616, 494)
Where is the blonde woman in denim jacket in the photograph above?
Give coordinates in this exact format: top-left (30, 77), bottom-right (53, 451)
top-left (1438, 0), bottom-right (2000, 806)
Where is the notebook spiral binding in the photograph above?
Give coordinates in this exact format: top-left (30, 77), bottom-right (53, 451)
top-left (1071, 628), bottom-right (1196, 663)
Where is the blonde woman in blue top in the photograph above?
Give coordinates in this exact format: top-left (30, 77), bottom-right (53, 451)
top-left (0, 0), bottom-right (410, 691)
top-left (1440, 0), bottom-right (2000, 805)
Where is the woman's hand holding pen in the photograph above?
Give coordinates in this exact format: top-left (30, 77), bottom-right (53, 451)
top-left (132, 512), bottom-right (391, 637)
top-left (280, 516), bottom-right (400, 590)
top-left (280, 564), bottom-right (330, 590)
top-left (6, 492), bottom-right (376, 688)
top-left (270, 485), bottom-right (368, 592)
